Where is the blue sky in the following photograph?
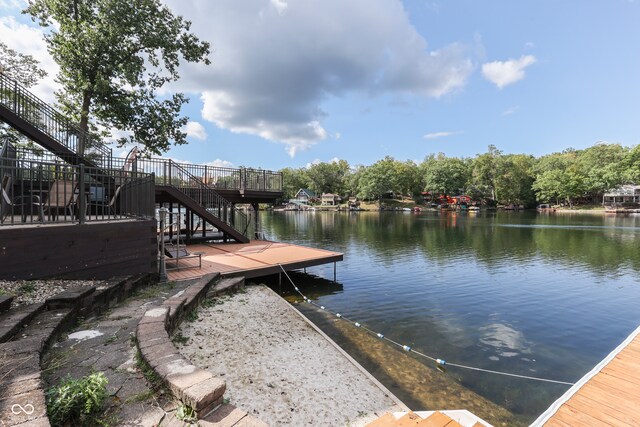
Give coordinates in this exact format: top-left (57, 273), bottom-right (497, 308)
top-left (1, 0), bottom-right (639, 170)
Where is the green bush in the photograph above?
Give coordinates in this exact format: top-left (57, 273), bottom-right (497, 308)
top-left (46, 372), bottom-right (108, 426)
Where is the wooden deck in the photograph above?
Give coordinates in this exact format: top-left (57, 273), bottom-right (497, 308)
top-left (534, 325), bottom-right (640, 426)
top-left (166, 240), bottom-right (343, 281)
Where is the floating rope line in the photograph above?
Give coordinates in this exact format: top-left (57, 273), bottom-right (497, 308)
top-left (277, 265), bottom-right (574, 386)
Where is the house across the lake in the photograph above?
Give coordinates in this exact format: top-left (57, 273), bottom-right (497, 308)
top-left (321, 193), bottom-right (341, 206)
top-left (603, 184), bottom-right (640, 206)
top-left (290, 188), bottom-right (316, 205)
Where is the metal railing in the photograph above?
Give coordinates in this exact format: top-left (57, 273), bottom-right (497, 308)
top-left (110, 156), bottom-right (283, 193)
top-left (0, 72), bottom-right (113, 168)
top-left (160, 159), bottom-right (250, 236)
top-left (0, 157), bottom-right (154, 226)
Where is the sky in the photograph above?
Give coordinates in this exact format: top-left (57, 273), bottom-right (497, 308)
top-left (1, 0), bottom-right (639, 170)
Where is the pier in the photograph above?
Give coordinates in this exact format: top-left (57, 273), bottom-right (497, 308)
top-left (166, 240), bottom-right (343, 281)
top-left (534, 325), bottom-right (640, 426)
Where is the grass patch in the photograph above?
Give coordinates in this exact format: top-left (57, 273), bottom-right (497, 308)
top-left (46, 372), bottom-right (108, 427)
top-left (201, 298), bottom-right (215, 309)
top-left (172, 332), bottom-right (189, 345)
top-left (135, 349), bottom-right (164, 392)
top-left (175, 404), bottom-right (197, 422)
top-left (124, 389), bottom-right (155, 404)
top-left (0, 287), bottom-right (7, 296)
top-left (185, 309), bottom-right (199, 322)
top-left (134, 281), bottom-right (176, 300)
top-left (18, 282), bottom-right (36, 294)
top-left (104, 335), bottom-right (118, 345)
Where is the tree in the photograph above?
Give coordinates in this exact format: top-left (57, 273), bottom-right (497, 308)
top-left (420, 154), bottom-right (470, 196)
top-left (26, 0), bottom-right (211, 155)
top-left (0, 42), bottom-right (47, 146)
top-left (624, 144), bottom-right (640, 184)
top-left (578, 143), bottom-right (627, 194)
top-left (358, 156), bottom-right (397, 203)
top-left (470, 145), bottom-right (502, 201)
top-left (281, 167), bottom-right (309, 200)
top-left (306, 160), bottom-right (350, 196)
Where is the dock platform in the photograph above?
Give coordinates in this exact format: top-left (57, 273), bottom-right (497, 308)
top-left (166, 240), bottom-right (343, 282)
top-left (534, 325), bottom-right (640, 426)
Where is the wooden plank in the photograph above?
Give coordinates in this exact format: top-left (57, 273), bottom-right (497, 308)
top-left (568, 393), bottom-right (638, 426)
top-left (551, 402), bottom-right (618, 427)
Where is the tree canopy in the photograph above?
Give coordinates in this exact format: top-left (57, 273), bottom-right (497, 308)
top-left (278, 142), bottom-right (638, 207)
top-left (25, 0), bottom-right (211, 155)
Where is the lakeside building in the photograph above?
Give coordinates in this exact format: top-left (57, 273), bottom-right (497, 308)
top-left (290, 188), bottom-right (316, 205)
top-left (321, 192), bottom-right (341, 206)
top-left (603, 184), bottom-right (640, 206)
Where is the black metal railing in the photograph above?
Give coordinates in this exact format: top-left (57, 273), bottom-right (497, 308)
top-left (0, 72), bottom-right (113, 168)
top-left (110, 156), bottom-right (283, 193)
top-left (0, 157), bottom-right (154, 226)
top-left (161, 159), bottom-right (250, 236)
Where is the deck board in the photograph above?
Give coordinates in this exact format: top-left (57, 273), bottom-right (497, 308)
top-left (166, 240), bottom-right (342, 281)
top-left (540, 327), bottom-right (640, 426)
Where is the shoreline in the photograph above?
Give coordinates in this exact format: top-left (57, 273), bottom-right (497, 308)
top-left (176, 284), bottom-right (405, 426)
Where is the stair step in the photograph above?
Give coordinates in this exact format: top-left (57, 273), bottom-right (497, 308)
top-left (0, 295), bottom-right (13, 313)
top-left (46, 285), bottom-right (96, 309)
top-left (208, 277), bottom-right (245, 298)
top-left (0, 302), bottom-right (46, 343)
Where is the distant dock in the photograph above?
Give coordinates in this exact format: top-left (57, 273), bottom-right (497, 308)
top-left (166, 240), bottom-right (343, 281)
top-left (533, 325), bottom-right (640, 426)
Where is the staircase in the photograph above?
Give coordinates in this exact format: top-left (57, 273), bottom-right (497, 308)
top-left (0, 71), bottom-right (250, 243)
top-left (156, 160), bottom-right (250, 243)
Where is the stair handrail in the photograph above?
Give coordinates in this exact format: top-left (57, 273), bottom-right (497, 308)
top-left (0, 71), bottom-right (112, 168)
top-left (167, 159), bottom-right (250, 237)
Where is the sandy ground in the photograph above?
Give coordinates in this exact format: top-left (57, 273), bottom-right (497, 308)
top-left (177, 285), bottom-right (403, 426)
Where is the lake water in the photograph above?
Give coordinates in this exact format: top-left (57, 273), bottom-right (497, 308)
top-left (261, 210), bottom-right (640, 424)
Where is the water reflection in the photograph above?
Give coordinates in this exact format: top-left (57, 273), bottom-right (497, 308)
top-left (261, 211), bottom-right (640, 422)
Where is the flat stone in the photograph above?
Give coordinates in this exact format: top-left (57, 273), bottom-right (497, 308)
top-left (150, 353), bottom-right (184, 371)
top-left (0, 389), bottom-right (47, 426)
top-left (12, 416), bottom-right (51, 427)
top-left (181, 377), bottom-right (226, 412)
top-left (0, 336), bottom-right (46, 356)
top-left (234, 415), bottom-right (269, 427)
top-left (138, 336), bottom-right (172, 350)
top-left (200, 404), bottom-right (247, 427)
top-left (136, 324), bottom-right (168, 343)
top-left (165, 366), bottom-right (211, 397)
top-left (140, 342), bottom-right (177, 366)
top-left (139, 307), bottom-right (169, 325)
top-left (119, 405), bottom-right (165, 427)
top-left (0, 378), bottom-right (41, 401)
top-left (46, 285), bottom-right (95, 308)
top-left (0, 295), bottom-right (13, 313)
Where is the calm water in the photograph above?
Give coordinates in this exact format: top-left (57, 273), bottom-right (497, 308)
top-left (261, 210), bottom-right (640, 422)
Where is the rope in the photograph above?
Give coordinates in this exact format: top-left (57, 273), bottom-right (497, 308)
top-left (277, 264), bottom-right (574, 386)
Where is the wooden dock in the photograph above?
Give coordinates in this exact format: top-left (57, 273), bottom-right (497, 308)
top-left (166, 240), bottom-right (343, 282)
top-left (533, 325), bottom-right (640, 426)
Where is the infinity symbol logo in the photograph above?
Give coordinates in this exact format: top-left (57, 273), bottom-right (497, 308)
top-left (11, 404), bottom-right (35, 415)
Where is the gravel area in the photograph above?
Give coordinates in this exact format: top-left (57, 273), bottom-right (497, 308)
top-left (177, 284), bottom-right (403, 427)
top-left (0, 279), bottom-right (103, 308)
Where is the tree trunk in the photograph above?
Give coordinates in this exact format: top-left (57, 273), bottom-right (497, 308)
top-left (78, 90), bottom-right (92, 157)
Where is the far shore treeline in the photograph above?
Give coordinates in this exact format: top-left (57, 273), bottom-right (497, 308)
top-left (280, 143), bottom-right (640, 207)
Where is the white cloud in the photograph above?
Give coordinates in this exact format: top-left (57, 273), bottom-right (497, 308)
top-left (270, 0), bottom-right (288, 14)
top-left (423, 131), bottom-right (462, 140)
top-left (205, 159), bottom-right (234, 168)
top-left (481, 55), bottom-right (536, 89)
top-left (334, 132), bottom-right (341, 140)
top-left (183, 121), bottom-right (207, 140)
top-left (166, 0), bottom-right (476, 157)
top-left (502, 106), bottom-right (519, 116)
top-left (0, 16), bottom-right (59, 102)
